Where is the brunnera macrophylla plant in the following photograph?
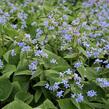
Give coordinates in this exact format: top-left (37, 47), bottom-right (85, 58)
top-left (0, 0), bottom-right (109, 109)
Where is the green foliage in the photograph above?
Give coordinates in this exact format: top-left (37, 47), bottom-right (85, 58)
top-left (2, 100), bottom-right (32, 109)
top-left (0, 78), bottom-right (13, 101)
top-left (39, 99), bottom-right (57, 109)
top-left (58, 98), bottom-right (77, 109)
top-left (15, 91), bottom-right (33, 104)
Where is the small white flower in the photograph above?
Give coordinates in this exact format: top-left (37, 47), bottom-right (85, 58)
top-left (11, 49), bottom-right (16, 56)
top-left (25, 33), bottom-right (31, 39)
top-left (50, 58), bottom-right (57, 64)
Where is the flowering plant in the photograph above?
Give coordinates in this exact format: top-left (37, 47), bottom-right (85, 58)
top-left (0, 0), bottom-right (109, 109)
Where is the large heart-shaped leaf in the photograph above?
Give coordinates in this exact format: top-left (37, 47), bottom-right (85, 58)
top-left (15, 91), bottom-right (33, 104)
top-left (2, 64), bottom-right (16, 77)
top-left (0, 78), bottom-right (13, 101)
top-left (2, 100), bottom-right (32, 109)
top-left (40, 99), bottom-right (57, 109)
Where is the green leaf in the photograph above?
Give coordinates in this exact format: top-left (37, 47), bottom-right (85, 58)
top-left (0, 78), bottom-right (13, 101)
top-left (45, 70), bottom-right (61, 82)
top-left (103, 99), bottom-right (109, 109)
top-left (15, 70), bottom-right (31, 76)
top-left (17, 59), bottom-right (28, 71)
top-left (33, 107), bottom-right (42, 109)
top-left (30, 67), bottom-right (42, 79)
top-left (77, 46), bottom-right (87, 57)
top-left (40, 99), bottom-right (57, 109)
top-left (80, 103), bottom-right (93, 109)
top-left (71, 98), bottom-right (80, 109)
top-left (3, 50), bottom-right (20, 65)
top-left (33, 81), bottom-right (46, 87)
top-left (3, 25), bottom-right (18, 38)
top-left (2, 100), bottom-right (32, 109)
top-left (3, 51), bottom-right (11, 63)
top-left (64, 53), bottom-right (78, 59)
top-left (85, 67), bottom-right (98, 80)
top-left (3, 64), bottom-right (16, 77)
top-left (43, 49), bottom-right (70, 70)
top-left (0, 46), bottom-right (4, 57)
top-left (51, 65), bottom-right (70, 72)
top-left (88, 103), bottom-right (105, 109)
top-left (77, 66), bottom-right (97, 80)
top-left (15, 91), bottom-right (33, 104)
top-left (58, 98), bottom-right (77, 109)
top-left (13, 76), bottom-right (30, 91)
top-left (11, 81), bottom-right (22, 98)
top-left (77, 66), bottom-right (86, 79)
top-left (34, 88), bottom-right (42, 103)
top-left (0, 24), bottom-right (3, 33)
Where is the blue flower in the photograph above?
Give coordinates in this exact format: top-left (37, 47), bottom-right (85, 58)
top-left (86, 51), bottom-right (92, 57)
top-left (21, 45), bottom-right (31, 52)
top-left (74, 62), bottom-right (82, 68)
top-left (29, 61), bottom-right (38, 71)
top-left (72, 18), bottom-right (80, 25)
top-left (36, 28), bottom-right (43, 38)
top-left (63, 34), bottom-right (72, 41)
top-left (62, 22), bottom-right (68, 27)
top-left (75, 93), bottom-right (84, 103)
top-left (61, 79), bottom-right (68, 84)
top-left (93, 51), bottom-right (99, 58)
top-left (48, 26), bottom-right (55, 30)
top-left (35, 50), bottom-right (43, 56)
top-left (21, 21), bottom-right (27, 29)
top-left (65, 69), bottom-right (72, 74)
top-left (61, 29), bottom-right (67, 34)
top-left (10, 6), bottom-right (18, 13)
top-left (17, 42), bottom-right (25, 47)
top-left (53, 82), bottom-right (60, 91)
top-left (106, 64), bottom-right (109, 68)
top-left (18, 12), bottom-right (28, 21)
top-left (25, 34), bottom-right (31, 39)
top-left (94, 59), bottom-right (103, 64)
top-left (104, 44), bottom-right (109, 50)
top-left (11, 24), bottom-right (17, 29)
top-left (0, 59), bottom-right (3, 68)
top-left (44, 20), bottom-right (49, 27)
top-left (87, 90), bottom-right (97, 97)
top-left (11, 49), bottom-right (16, 56)
top-left (35, 50), bottom-right (48, 58)
top-left (63, 15), bottom-right (68, 20)
top-left (56, 90), bottom-right (64, 98)
top-left (49, 86), bottom-right (53, 91)
top-left (64, 83), bottom-right (70, 89)
top-left (96, 78), bottom-right (109, 88)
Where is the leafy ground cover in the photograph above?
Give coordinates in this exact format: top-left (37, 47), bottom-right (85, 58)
top-left (0, 0), bottom-right (109, 109)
